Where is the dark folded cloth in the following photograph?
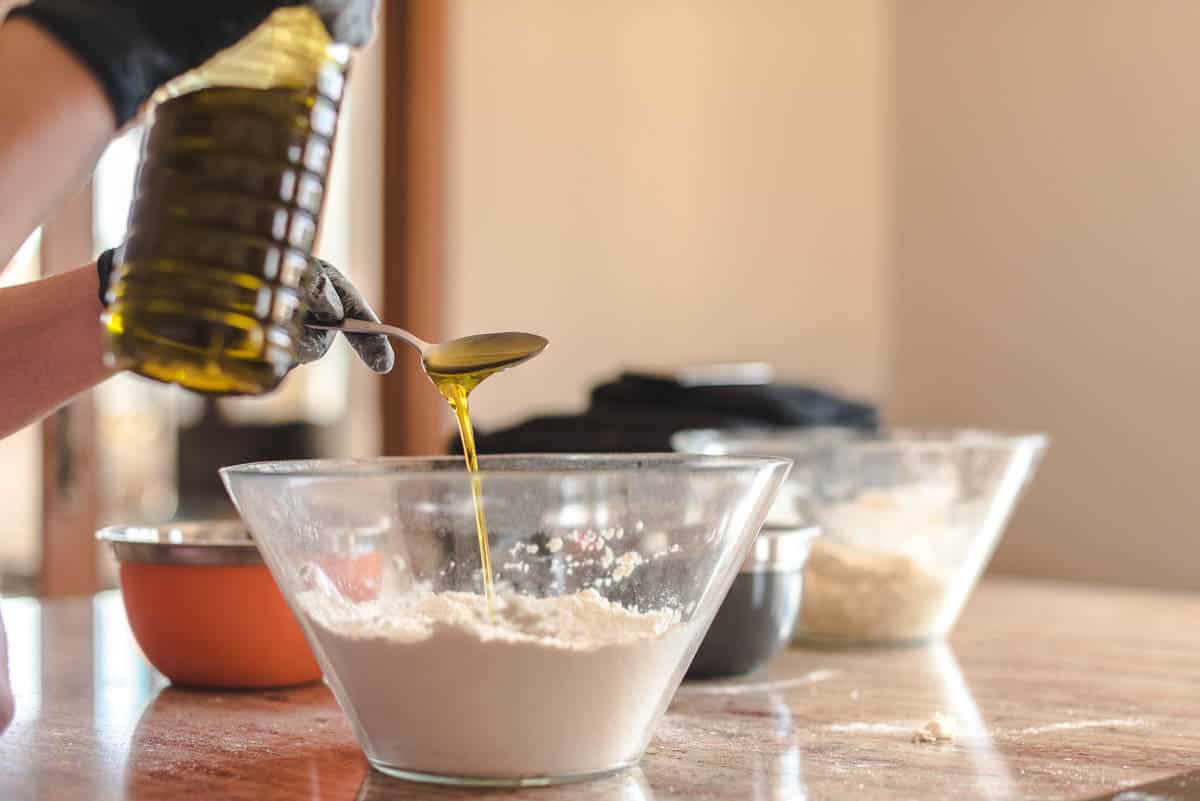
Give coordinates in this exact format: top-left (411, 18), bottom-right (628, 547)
top-left (448, 372), bottom-right (878, 455)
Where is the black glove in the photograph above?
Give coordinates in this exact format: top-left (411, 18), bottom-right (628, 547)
top-left (97, 250), bottom-right (394, 374)
top-left (298, 258), bottom-right (393, 374)
top-left (5, 1), bottom-right (378, 127)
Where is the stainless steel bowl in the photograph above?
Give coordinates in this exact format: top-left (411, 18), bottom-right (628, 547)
top-left (686, 525), bottom-right (819, 678)
top-left (97, 520), bottom-right (261, 566)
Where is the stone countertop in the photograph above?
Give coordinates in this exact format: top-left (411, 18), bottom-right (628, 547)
top-left (2, 577), bottom-right (1198, 800)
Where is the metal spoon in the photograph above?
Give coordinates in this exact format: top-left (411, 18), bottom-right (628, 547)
top-left (309, 318), bottom-right (548, 376)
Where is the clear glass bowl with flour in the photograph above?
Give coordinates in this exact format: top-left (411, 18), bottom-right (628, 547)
top-left (221, 454), bottom-right (790, 786)
top-left (673, 428), bottom-right (1048, 646)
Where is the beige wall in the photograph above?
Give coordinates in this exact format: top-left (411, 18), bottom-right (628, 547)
top-left (446, 0), bottom-right (890, 429)
top-left (445, 1), bottom-right (1200, 589)
top-left (891, 0), bottom-right (1200, 588)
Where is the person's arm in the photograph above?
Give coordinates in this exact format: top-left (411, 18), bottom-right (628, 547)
top-left (0, 263), bottom-right (114, 438)
top-left (0, 19), bottom-right (113, 267)
top-left (0, 22), bottom-right (120, 438)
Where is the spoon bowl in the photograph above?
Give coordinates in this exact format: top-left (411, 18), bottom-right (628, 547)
top-left (422, 332), bottom-right (548, 377)
top-left (309, 320), bottom-right (548, 378)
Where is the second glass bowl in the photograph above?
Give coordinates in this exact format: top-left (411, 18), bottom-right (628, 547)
top-left (674, 428), bottom-right (1048, 645)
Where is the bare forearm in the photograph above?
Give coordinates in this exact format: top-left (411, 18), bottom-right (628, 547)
top-left (0, 264), bottom-right (115, 438)
top-left (0, 18), bottom-right (114, 266)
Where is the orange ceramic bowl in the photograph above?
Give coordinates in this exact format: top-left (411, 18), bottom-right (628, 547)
top-left (97, 521), bottom-right (322, 689)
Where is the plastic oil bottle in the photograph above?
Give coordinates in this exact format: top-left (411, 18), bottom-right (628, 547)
top-left (103, 8), bottom-right (350, 395)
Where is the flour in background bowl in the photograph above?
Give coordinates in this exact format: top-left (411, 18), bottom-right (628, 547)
top-left (799, 482), bottom-right (963, 642)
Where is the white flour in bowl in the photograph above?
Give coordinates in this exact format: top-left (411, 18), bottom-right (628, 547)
top-left (298, 589), bottom-right (696, 780)
top-left (798, 484), bottom-right (962, 642)
top-left (799, 539), bottom-right (951, 642)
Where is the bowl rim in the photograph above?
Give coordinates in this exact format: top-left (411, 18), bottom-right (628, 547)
top-left (218, 452), bottom-right (794, 481)
top-left (741, 524), bottom-right (820, 573)
top-left (672, 427), bottom-right (1049, 455)
top-left (96, 520), bottom-right (263, 566)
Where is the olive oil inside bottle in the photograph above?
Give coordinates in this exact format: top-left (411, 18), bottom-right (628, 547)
top-left (105, 8), bottom-right (346, 396)
top-left (106, 85), bottom-right (337, 395)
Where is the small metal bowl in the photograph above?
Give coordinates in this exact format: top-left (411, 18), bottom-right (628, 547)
top-left (101, 520), bottom-right (265, 566)
top-left (686, 525), bottom-right (818, 679)
top-left (98, 520), bottom-right (322, 689)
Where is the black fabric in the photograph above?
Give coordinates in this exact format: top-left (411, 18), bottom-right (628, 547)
top-left (447, 372), bottom-right (879, 455)
top-left (96, 247), bottom-right (115, 307)
top-left (7, 1), bottom-right (286, 125)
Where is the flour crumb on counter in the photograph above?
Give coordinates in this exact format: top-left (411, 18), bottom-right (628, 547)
top-left (912, 713), bottom-right (957, 743)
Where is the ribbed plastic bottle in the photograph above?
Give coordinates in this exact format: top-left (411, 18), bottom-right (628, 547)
top-left (104, 8), bottom-right (349, 395)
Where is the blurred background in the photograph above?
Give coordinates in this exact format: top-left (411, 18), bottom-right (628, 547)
top-left (1, 0), bottom-right (1196, 595)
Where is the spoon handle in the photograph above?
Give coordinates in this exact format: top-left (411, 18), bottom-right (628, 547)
top-left (306, 319), bottom-right (429, 353)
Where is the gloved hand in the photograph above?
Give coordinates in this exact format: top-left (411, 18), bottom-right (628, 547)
top-left (96, 249), bottom-right (394, 374)
top-left (310, 0), bottom-right (376, 47)
top-left (5, 0), bottom-right (379, 127)
top-left (298, 258), bottom-right (394, 373)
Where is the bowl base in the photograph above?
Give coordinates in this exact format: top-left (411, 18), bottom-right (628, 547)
top-left (366, 757), bottom-right (637, 787)
top-left (791, 633), bottom-right (944, 649)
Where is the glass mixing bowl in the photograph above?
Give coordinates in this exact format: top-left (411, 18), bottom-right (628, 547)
top-left (221, 454), bottom-right (790, 786)
top-left (673, 428), bottom-right (1048, 645)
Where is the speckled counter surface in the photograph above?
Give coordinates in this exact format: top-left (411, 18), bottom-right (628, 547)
top-left (2, 577), bottom-right (1198, 800)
